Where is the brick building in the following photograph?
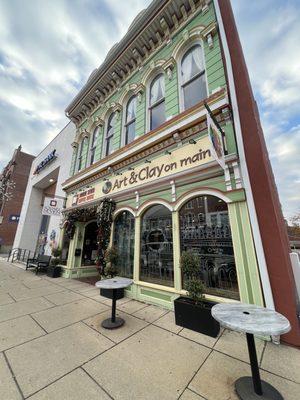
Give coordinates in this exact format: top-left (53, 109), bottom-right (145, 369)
top-left (0, 146), bottom-right (34, 253)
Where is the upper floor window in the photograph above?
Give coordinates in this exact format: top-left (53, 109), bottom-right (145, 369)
top-left (125, 96), bottom-right (136, 145)
top-left (181, 44), bottom-right (207, 110)
top-left (149, 74), bottom-right (165, 131)
top-left (105, 112), bottom-right (116, 156)
top-left (90, 127), bottom-right (99, 165)
top-left (77, 137), bottom-right (87, 171)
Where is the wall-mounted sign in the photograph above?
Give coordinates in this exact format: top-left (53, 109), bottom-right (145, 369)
top-left (9, 214), bottom-right (20, 222)
top-left (66, 136), bottom-right (214, 209)
top-left (34, 150), bottom-right (57, 174)
top-left (101, 136), bottom-right (212, 195)
top-left (42, 197), bottom-right (64, 217)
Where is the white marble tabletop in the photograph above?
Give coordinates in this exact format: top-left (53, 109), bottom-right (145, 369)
top-left (211, 303), bottom-right (291, 336)
top-left (95, 277), bottom-right (133, 290)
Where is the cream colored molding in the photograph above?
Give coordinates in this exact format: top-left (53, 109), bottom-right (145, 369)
top-left (172, 25), bottom-right (205, 60)
top-left (114, 207), bottom-right (136, 218)
top-left (174, 189), bottom-right (233, 211)
top-left (224, 164), bottom-right (232, 191)
top-left (201, 22), bottom-right (218, 49)
top-left (137, 199), bottom-right (174, 217)
top-left (170, 180), bottom-right (176, 201)
top-left (135, 191), bottom-right (140, 209)
top-left (163, 57), bottom-right (176, 81)
top-left (232, 161), bottom-right (243, 189)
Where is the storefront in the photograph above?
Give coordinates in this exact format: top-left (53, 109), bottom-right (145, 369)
top-left (13, 122), bottom-right (75, 258)
top-left (60, 0), bottom-right (300, 345)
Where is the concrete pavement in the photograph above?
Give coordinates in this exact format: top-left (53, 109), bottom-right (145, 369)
top-left (0, 260), bottom-right (299, 399)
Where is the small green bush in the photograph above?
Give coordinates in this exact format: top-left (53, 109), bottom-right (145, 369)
top-left (180, 251), bottom-right (205, 305)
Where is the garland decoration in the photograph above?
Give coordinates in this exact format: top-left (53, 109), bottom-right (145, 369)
top-left (96, 199), bottom-right (116, 273)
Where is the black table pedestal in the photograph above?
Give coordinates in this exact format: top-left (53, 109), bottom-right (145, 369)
top-left (101, 288), bottom-right (124, 330)
top-left (235, 333), bottom-right (284, 400)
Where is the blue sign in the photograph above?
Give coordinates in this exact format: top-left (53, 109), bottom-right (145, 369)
top-left (34, 149), bottom-right (57, 174)
top-left (9, 215), bottom-right (20, 222)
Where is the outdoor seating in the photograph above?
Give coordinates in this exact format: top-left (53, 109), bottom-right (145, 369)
top-left (26, 255), bottom-right (51, 275)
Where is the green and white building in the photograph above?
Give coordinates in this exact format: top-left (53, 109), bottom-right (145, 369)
top-left (60, 0), bottom-right (300, 346)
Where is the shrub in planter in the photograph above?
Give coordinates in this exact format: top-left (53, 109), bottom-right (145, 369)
top-left (100, 247), bottom-right (124, 300)
top-left (174, 251), bottom-right (220, 337)
top-left (47, 248), bottom-right (62, 278)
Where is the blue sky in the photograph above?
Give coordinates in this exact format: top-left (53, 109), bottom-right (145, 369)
top-left (0, 0), bottom-right (299, 219)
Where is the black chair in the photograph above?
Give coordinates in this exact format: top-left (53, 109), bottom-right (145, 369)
top-left (26, 255), bottom-right (52, 275)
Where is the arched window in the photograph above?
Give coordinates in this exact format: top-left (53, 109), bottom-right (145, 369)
top-left (77, 137), bottom-right (87, 171)
top-left (125, 96), bottom-right (137, 145)
top-left (149, 74), bottom-right (165, 130)
top-left (113, 211), bottom-right (135, 278)
top-left (179, 195), bottom-right (239, 299)
top-left (140, 205), bottom-right (174, 287)
top-left (82, 221), bottom-right (98, 265)
top-left (181, 45), bottom-right (207, 110)
top-left (105, 113), bottom-right (116, 156)
top-left (90, 127), bottom-right (99, 165)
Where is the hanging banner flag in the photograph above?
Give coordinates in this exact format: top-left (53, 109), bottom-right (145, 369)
top-left (42, 197), bottom-right (64, 217)
top-left (205, 104), bottom-right (226, 170)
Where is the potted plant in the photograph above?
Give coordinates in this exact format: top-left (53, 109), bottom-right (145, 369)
top-left (47, 247), bottom-right (62, 278)
top-left (100, 247), bottom-right (124, 300)
top-left (174, 251), bottom-right (220, 337)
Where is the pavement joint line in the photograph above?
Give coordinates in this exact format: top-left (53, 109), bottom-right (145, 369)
top-left (81, 320), bottom-right (117, 345)
top-left (184, 387), bottom-right (210, 400)
top-left (2, 350), bottom-right (25, 400)
top-left (41, 295), bottom-right (57, 306)
top-left (7, 292), bottom-right (17, 303)
top-left (29, 313), bottom-right (49, 335)
top-left (178, 348), bottom-right (214, 400)
top-left (80, 366), bottom-right (116, 400)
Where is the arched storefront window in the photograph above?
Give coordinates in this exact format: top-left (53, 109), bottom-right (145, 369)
top-left (82, 221), bottom-right (98, 265)
top-left (113, 211), bottom-right (135, 278)
top-left (140, 205), bottom-right (174, 287)
top-left (181, 44), bottom-right (207, 110)
top-left (179, 195), bottom-right (239, 299)
top-left (149, 74), bottom-right (165, 130)
top-left (90, 127), bottom-right (99, 165)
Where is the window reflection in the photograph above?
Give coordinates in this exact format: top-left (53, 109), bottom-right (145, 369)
top-left (113, 211), bottom-right (135, 278)
top-left (149, 74), bottom-right (165, 130)
top-left (140, 205), bottom-right (174, 287)
top-left (179, 195), bottom-right (239, 299)
top-left (105, 113), bottom-right (116, 156)
top-left (125, 96), bottom-right (137, 144)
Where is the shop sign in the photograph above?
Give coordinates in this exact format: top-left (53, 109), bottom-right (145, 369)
top-left (72, 188), bottom-right (95, 206)
top-left (102, 135), bottom-right (213, 195)
top-left (42, 197), bottom-right (64, 216)
top-left (9, 214), bottom-right (20, 222)
top-left (34, 150), bottom-right (57, 174)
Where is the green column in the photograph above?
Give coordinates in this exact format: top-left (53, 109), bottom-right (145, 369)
top-left (69, 147), bottom-right (78, 176)
top-left (136, 92), bottom-right (146, 137)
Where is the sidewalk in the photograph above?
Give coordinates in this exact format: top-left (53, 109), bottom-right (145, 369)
top-left (0, 260), bottom-right (299, 399)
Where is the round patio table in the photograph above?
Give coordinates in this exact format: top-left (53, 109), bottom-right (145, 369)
top-left (211, 303), bottom-right (290, 400)
top-left (95, 277), bottom-right (133, 329)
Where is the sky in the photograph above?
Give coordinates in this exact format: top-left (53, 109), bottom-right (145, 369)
top-left (0, 0), bottom-right (299, 219)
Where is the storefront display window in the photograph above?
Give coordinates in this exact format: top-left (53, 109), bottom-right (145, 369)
top-left (82, 221), bottom-right (98, 265)
top-left (140, 205), bottom-right (174, 287)
top-left (113, 211), bottom-right (135, 278)
top-left (179, 195), bottom-right (239, 300)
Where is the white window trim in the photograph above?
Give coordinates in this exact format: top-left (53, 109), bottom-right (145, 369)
top-left (122, 95), bottom-right (137, 147)
top-left (89, 127), bottom-right (100, 166)
top-left (146, 71), bottom-right (166, 133)
top-left (102, 112), bottom-right (116, 159)
top-left (177, 39), bottom-right (209, 113)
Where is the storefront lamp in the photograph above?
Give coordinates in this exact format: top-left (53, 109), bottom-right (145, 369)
top-left (189, 139), bottom-right (197, 145)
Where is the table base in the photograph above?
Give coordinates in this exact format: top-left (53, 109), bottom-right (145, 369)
top-left (235, 377), bottom-right (284, 400)
top-left (101, 317), bottom-right (125, 330)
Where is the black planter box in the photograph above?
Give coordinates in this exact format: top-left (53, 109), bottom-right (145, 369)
top-left (46, 266), bottom-right (61, 278)
top-left (174, 296), bottom-right (220, 337)
top-left (100, 288), bottom-right (124, 300)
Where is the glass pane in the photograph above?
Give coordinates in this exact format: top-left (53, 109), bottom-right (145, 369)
top-left (91, 127), bottom-right (99, 148)
top-left (126, 96), bottom-right (136, 123)
top-left (107, 113), bottom-right (116, 138)
top-left (181, 45), bottom-right (204, 84)
top-left (113, 211), bottom-right (135, 278)
top-left (150, 101), bottom-right (165, 130)
top-left (140, 205), bottom-right (174, 287)
top-left (90, 148), bottom-right (96, 165)
top-left (126, 121), bottom-right (135, 144)
top-left (183, 74), bottom-right (207, 110)
top-left (150, 74), bottom-right (165, 106)
top-left (179, 195), bottom-right (239, 300)
top-left (106, 136), bottom-right (114, 156)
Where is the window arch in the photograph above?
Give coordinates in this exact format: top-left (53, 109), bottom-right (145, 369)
top-left (180, 44), bottom-right (207, 110)
top-left (90, 127), bottom-right (99, 165)
top-left (77, 137), bottom-right (87, 171)
top-left (179, 195), bottom-right (239, 299)
top-left (105, 112), bottom-right (116, 156)
top-left (125, 96), bottom-right (137, 145)
top-left (140, 204), bottom-right (174, 287)
top-left (113, 210), bottom-right (135, 278)
top-left (149, 74), bottom-right (165, 130)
